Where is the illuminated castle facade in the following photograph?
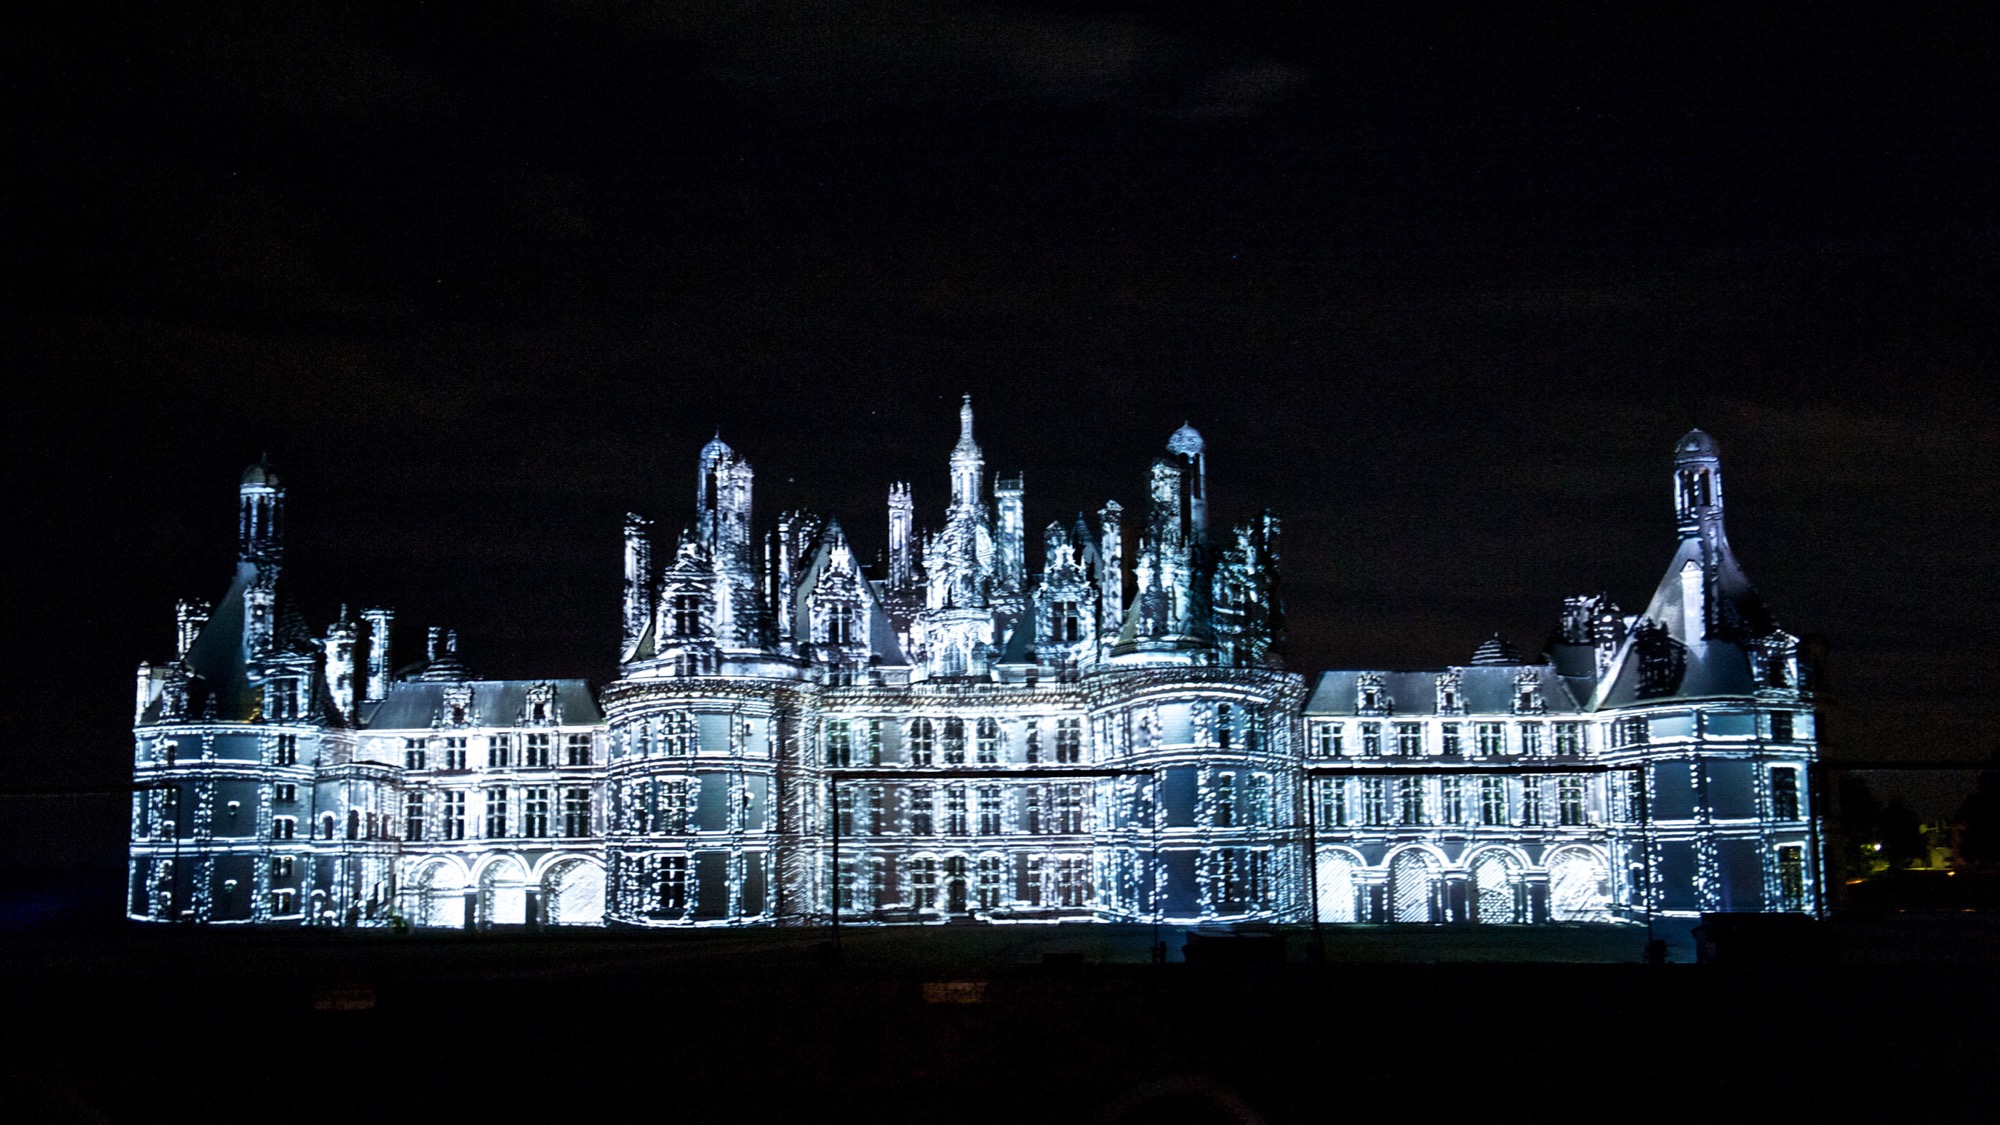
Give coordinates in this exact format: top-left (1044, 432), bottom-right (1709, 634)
top-left (128, 409), bottom-right (1820, 930)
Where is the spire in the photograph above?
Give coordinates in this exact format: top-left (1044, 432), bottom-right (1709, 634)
top-left (949, 395), bottom-right (984, 510)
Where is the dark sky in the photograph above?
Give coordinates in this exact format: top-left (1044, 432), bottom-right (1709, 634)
top-left (6, 2), bottom-right (1998, 860)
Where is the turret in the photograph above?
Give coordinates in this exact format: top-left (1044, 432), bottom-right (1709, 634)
top-left (175, 599), bottom-right (209, 659)
top-left (238, 461), bottom-right (284, 565)
top-left (995, 474), bottom-right (1025, 596)
top-left (887, 482), bottom-right (914, 592)
top-left (1098, 501), bottom-right (1124, 637)
top-left (361, 607), bottom-right (394, 702)
top-left (325, 609), bottom-right (358, 721)
top-left (623, 513), bottom-right (654, 654)
top-left (1674, 429), bottom-right (1724, 540)
top-left (698, 435), bottom-right (754, 566)
top-left (1167, 423), bottom-right (1207, 538)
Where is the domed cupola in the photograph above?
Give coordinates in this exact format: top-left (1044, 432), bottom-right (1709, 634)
top-left (1167, 422), bottom-right (1205, 457)
top-left (1470, 633), bottom-right (1524, 665)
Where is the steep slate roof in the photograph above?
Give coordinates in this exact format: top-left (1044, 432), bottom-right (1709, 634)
top-left (1303, 665), bottom-right (1585, 716)
top-left (360, 679), bottom-right (603, 730)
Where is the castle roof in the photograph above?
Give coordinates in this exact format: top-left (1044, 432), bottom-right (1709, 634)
top-left (360, 678), bottom-right (602, 730)
top-left (1303, 665), bottom-right (1584, 717)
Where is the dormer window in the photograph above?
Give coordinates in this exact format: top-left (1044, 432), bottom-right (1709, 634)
top-left (1357, 674), bottom-right (1388, 715)
top-left (1513, 671), bottom-right (1545, 714)
top-left (524, 683), bottom-right (557, 725)
top-left (443, 684), bottom-right (474, 728)
top-left (1055, 600), bottom-right (1081, 643)
top-left (1436, 671), bottom-right (1463, 714)
top-left (671, 593), bottom-right (703, 637)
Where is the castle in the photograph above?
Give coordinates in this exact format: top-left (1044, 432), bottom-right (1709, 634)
top-left (128, 404), bottom-right (1820, 929)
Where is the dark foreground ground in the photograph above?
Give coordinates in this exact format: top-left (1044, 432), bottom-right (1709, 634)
top-left (5, 920), bottom-right (1995, 1123)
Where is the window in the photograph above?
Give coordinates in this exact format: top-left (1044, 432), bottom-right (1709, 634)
top-left (271, 856), bottom-right (294, 880)
top-left (347, 809), bottom-right (360, 840)
top-left (834, 857), bottom-right (858, 910)
top-left (1056, 856), bottom-right (1089, 908)
top-left (1048, 599), bottom-right (1080, 644)
top-left (272, 815), bottom-right (296, 840)
top-left (1055, 784), bottom-right (1085, 834)
top-left (401, 793), bottom-right (423, 840)
top-left (1771, 768), bottom-right (1801, 820)
top-left (1023, 855), bottom-right (1045, 907)
top-left (1441, 777), bottom-right (1464, 824)
top-left (1024, 787), bottom-right (1044, 835)
top-left (1024, 719), bottom-right (1042, 764)
top-left (525, 733), bottom-right (552, 768)
top-left (274, 783), bottom-right (296, 804)
top-left (1555, 723), bottom-right (1583, 757)
top-left (910, 719), bottom-right (935, 766)
top-left (563, 787), bottom-right (591, 836)
top-left (1398, 777), bottom-right (1426, 825)
top-left (1056, 718), bottom-right (1082, 763)
top-left (977, 786), bottom-right (1002, 835)
top-left (1362, 778), bottom-right (1386, 826)
top-left (1361, 722), bottom-right (1382, 758)
top-left (1476, 723), bottom-right (1504, 758)
top-left (566, 734), bottom-right (592, 766)
top-left (942, 718), bottom-right (967, 765)
top-left (403, 738), bottom-right (426, 770)
top-left (1522, 779), bottom-right (1543, 827)
top-left (274, 734), bottom-right (298, 766)
top-left (523, 788), bottom-right (550, 837)
top-left (1778, 845), bottom-right (1806, 908)
top-left (1520, 724), bottom-right (1545, 758)
top-left (827, 720), bottom-right (853, 767)
top-left (865, 720), bottom-right (882, 766)
top-left (443, 737), bottom-right (467, 770)
top-left (660, 781), bottom-right (689, 834)
top-left (1612, 717), bottom-right (1650, 749)
top-left (944, 785), bottom-right (968, 835)
top-left (1396, 723), bottom-right (1423, 757)
top-left (672, 593), bottom-right (702, 637)
top-left (663, 712), bottom-right (696, 756)
top-left (1216, 703), bottom-right (1233, 749)
top-left (1318, 778), bottom-right (1347, 827)
top-left (1215, 772), bottom-right (1236, 828)
top-left (834, 786), bottom-right (855, 835)
top-left (976, 718), bottom-right (1000, 765)
top-left (825, 609), bottom-right (854, 646)
top-left (1479, 778), bottom-right (1506, 826)
top-left (910, 858), bottom-right (938, 910)
top-left (488, 735), bottom-right (512, 768)
top-left (978, 855), bottom-right (1004, 909)
top-left (1246, 774), bottom-right (1272, 827)
top-left (659, 856), bottom-right (689, 913)
top-left (1441, 723), bottom-right (1462, 756)
top-left (271, 890), bottom-right (296, 915)
top-left (909, 787), bottom-right (935, 835)
top-left (321, 814), bottom-right (336, 839)
top-left (1315, 723), bottom-right (1343, 758)
top-left (485, 787), bottom-right (509, 837)
top-left (1559, 777), bottom-right (1587, 826)
top-left (441, 792), bottom-right (466, 839)
top-left (1770, 712), bottom-right (1795, 743)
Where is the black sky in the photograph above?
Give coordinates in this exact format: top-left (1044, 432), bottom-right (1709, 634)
top-left (6, 2), bottom-right (1998, 860)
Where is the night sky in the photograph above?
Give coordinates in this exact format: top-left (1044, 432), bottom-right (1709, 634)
top-left (6, 2), bottom-right (1997, 872)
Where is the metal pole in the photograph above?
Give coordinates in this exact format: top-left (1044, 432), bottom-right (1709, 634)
top-left (1304, 770), bottom-right (1324, 962)
top-left (828, 775), bottom-right (841, 955)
